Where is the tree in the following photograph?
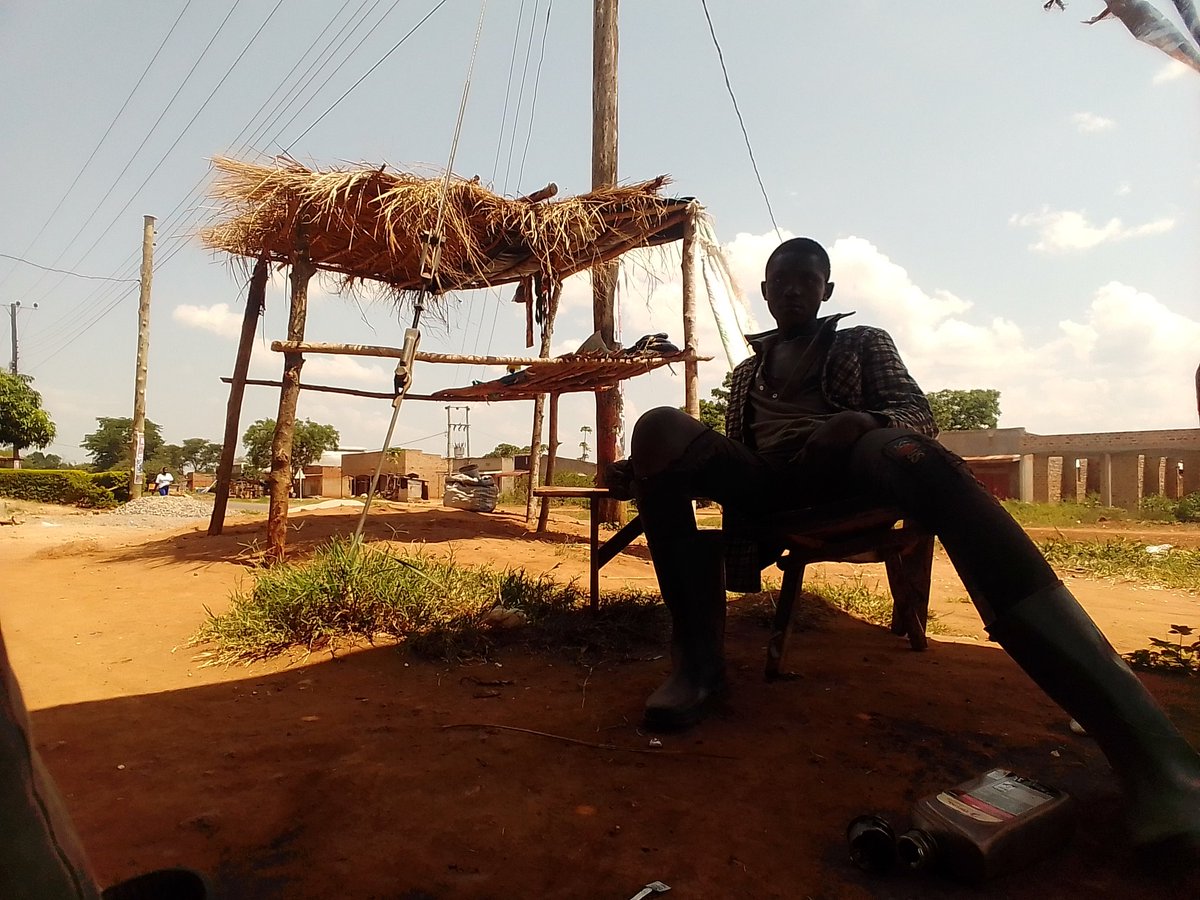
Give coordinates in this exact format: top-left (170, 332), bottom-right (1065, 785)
top-left (926, 389), bottom-right (1001, 431)
top-left (242, 418), bottom-right (340, 477)
top-left (579, 425), bottom-right (592, 462)
top-left (81, 417), bottom-right (163, 471)
top-left (0, 372), bottom-right (55, 462)
top-left (24, 451), bottom-right (65, 469)
top-left (486, 442), bottom-right (522, 458)
top-left (180, 437), bottom-right (223, 472)
top-left (694, 372), bottom-right (733, 434)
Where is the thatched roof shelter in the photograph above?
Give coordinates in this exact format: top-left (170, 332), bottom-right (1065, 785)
top-left (201, 157), bottom-right (691, 293)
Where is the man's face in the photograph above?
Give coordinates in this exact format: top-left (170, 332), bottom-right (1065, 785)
top-left (761, 251), bottom-right (833, 332)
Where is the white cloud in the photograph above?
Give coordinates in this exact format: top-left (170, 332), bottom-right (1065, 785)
top-left (821, 236), bottom-right (1200, 432)
top-left (173, 303), bottom-right (242, 338)
top-left (1115, 182), bottom-right (1132, 196)
top-left (1070, 112), bottom-right (1115, 133)
top-left (302, 354), bottom-right (390, 385)
top-left (1153, 59), bottom-right (1190, 84)
top-left (1010, 207), bottom-right (1175, 253)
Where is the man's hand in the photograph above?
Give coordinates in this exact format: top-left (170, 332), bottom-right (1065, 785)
top-left (794, 411), bottom-right (881, 472)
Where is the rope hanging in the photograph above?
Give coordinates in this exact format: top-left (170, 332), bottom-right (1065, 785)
top-left (354, 0), bottom-right (489, 540)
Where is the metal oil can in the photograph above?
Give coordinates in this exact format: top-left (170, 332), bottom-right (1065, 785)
top-left (896, 768), bottom-right (1074, 881)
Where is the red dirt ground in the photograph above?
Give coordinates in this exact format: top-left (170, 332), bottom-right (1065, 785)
top-left (2, 502), bottom-right (1198, 899)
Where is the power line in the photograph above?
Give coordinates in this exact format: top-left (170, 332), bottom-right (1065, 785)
top-left (24, 1), bottom-right (247, 298)
top-left (515, 0), bottom-right (554, 190)
top-left (0, 253), bottom-right (139, 283)
top-left (285, 0), bottom-right (453, 151)
top-left (699, 0), bottom-right (780, 238)
top-left (0, 0), bottom-right (195, 293)
top-left (26, 0), bottom-right (453, 373)
top-left (45, 0), bottom-right (287, 289)
top-left (24, 0), bottom-right (381, 353)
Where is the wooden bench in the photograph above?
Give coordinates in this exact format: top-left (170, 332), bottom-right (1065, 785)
top-left (764, 502), bottom-right (934, 680)
top-left (530, 486), bottom-right (644, 611)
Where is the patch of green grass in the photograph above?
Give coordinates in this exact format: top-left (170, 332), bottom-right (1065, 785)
top-left (805, 575), bottom-right (947, 635)
top-left (1038, 538), bottom-right (1200, 591)
top-left (1002, 499), bottom-right (1130, 527)
top-left (192, 537), bottom-right (664, 664)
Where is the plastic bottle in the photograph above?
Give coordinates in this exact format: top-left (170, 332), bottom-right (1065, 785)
top-left (896, 768), bottom-right (1074, 882)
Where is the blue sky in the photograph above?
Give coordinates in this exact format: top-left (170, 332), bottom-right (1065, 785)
top-left (1, 1), bottom-right (1197, 464)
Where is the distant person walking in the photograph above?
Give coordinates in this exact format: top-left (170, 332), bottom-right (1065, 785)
top-left (153, 468), bottom-right (174, 496)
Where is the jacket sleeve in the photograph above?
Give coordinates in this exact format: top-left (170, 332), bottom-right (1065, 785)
top-left (857, 328), bottom-right (938, 437)
top-left (725, 357), bottom-right (757, 446)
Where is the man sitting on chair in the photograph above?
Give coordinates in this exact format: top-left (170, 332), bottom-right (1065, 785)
top-left (609, 236), bottom-right (1200, 853)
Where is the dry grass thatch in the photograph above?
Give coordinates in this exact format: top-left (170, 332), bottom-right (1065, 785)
top-left (200, 157), bottom-right (691, 295)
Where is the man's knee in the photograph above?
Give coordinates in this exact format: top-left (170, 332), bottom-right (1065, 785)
top-left (853, 428), bottom-right (983, 497)
top-left (630, 407), bottom-right (708, 473)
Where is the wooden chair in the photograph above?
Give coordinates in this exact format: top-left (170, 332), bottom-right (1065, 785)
top-left (529, 489), bottom-right (935, 681)
top-left (763, 501), bottom-right (935, 680)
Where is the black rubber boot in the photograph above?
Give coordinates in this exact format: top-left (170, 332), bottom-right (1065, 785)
top-left (643, 534), bottom-right (728, 732)
top-left (988, 582), bottom-right (1200, 850)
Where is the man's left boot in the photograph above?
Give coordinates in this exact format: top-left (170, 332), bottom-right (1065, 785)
top-left (643, 535), bottom-right (727, 731)
top-left (987, 582), bottom-right (1200, 851)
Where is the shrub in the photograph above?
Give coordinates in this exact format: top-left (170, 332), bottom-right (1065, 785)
top-left (1177, 492), bottom-right (1200, 524)
top-left (90, 470), bottom-right (130, 503)
top-left (0, 469), bottom-right (118, 508)
top-left (1139, 494), bottom-right (1180, 523)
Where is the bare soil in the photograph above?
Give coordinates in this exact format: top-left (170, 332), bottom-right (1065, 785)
top-left (2, 500), bottom-right (1198, 899)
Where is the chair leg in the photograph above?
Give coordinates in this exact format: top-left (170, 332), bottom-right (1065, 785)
top-left (766, 559), bottom-right (806, 680)
top-left (883, 535), bottom-right (934, 651)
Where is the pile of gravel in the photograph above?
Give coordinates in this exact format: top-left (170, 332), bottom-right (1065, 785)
top-left (105, 494), bottom-right (213, 524)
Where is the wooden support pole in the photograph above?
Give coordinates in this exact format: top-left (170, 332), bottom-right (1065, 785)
top-left (525, 282), bottom-right (562, 530)
top-left (592, 0), bottom-right (622, 525)
top-left (208, 256), bottom-right (268, 536)
top-left (220, 377), bottom-right (435, 402)
top-left (537, 393), bottom-right (560, 533)
top-left (265, 235), bottom-right (315, 563)
top-left (682, 204), bottom-right (699, 419)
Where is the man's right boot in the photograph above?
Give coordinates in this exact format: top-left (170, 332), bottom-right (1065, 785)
top-left (643, 534), bottom-right (728, 732)
top-left (988, 582), bottom-right (1200, 852)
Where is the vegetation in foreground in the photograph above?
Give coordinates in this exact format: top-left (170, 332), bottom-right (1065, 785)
top-left (193, 536), bottom-right (957, 666)
top-left (1038, 538), bottom-right (1200, 592)
top-left (1125, 624), bottom-right (1200, 677)
top-left (193, 537), bottom-right (664, 665)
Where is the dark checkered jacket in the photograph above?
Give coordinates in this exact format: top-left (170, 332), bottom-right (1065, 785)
top-left (722, 314), bottom-right (937, 593)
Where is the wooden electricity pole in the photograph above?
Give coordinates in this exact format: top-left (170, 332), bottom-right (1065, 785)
top-left (128, 215), bottom-right (155, 500)
top-left (592, 0), bottom-right (621, 523)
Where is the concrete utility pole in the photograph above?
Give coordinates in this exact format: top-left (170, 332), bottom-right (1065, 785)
top-left (7, 301), bottom-right (37, 375)
top-left (128, 215), bottom-right (155, 499)
top-left (592, 0), bottom-right (621, 523)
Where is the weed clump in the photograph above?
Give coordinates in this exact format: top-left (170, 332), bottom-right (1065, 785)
top-left (1038, 538), bottom-right (1200, 592)
top-left (192, 537), bottom-right (663, 664)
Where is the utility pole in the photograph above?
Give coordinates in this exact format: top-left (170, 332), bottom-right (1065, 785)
top-left (445, 405), bottom-right (470, 468)
top-left (592, 0), bottom-right (621, 523)
top-left (7, 301), bottom-right (37, 375)
top-left (128, 215), bottom-right (155, 500)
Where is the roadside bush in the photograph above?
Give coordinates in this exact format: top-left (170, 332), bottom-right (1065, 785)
top-left (1139, 494), bottom-right (1180, 522)
top-left (90, 470), bottom-right (130, 503)
top-left (1177, 492), bottom-right (1200, 523)
top-left (0, 469), bottom-right (118, 508)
